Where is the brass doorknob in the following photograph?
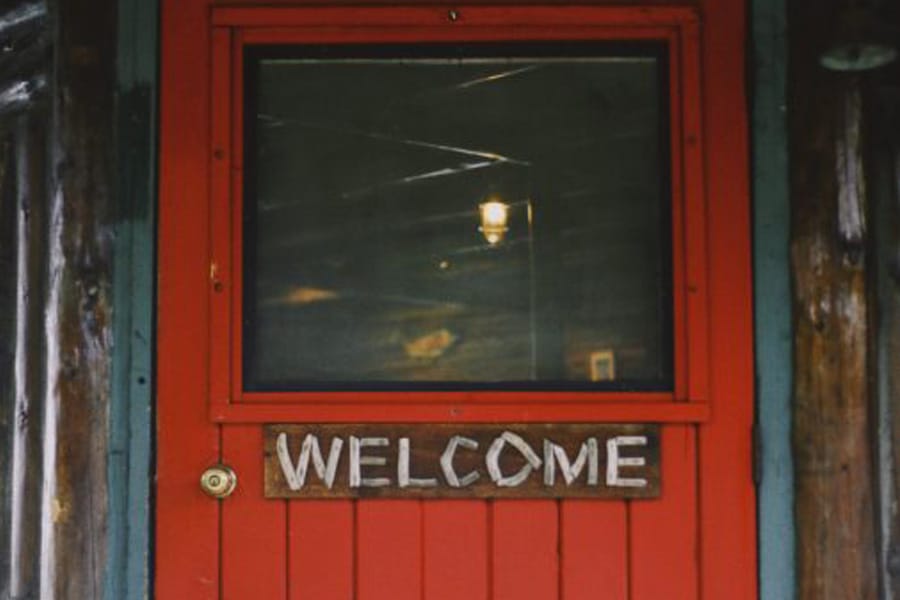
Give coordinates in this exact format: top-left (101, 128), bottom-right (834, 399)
top-left (200, 465), bottom-right (237, 499)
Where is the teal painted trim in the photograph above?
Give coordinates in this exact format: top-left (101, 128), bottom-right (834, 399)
top-left (751, 0), bottom-right (795, 598)
top-left (106, 0), bottom-right (157, 598)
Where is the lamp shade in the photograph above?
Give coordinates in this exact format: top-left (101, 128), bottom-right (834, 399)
top-left (820, 6), bottom-right (898, 71)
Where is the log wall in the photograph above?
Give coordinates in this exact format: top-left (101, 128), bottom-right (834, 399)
top-left (0, 4), bottom-right (51, 598)
top-left (0, 0), bottom-right (118, 598)
top-left (0, 0), bottom-right (896, 597)
top-left (789, 0), bottom-right (900, 598)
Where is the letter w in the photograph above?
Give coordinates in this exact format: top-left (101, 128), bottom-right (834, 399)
top-left (277, 433), bottom-right (344, 490)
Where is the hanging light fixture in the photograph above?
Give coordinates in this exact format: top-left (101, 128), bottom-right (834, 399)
top-left (820, 4), bottom-right (898, 72)
top-left (478, 198), bottom-right (510, 245)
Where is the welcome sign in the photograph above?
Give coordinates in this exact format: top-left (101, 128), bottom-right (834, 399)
top-left (264, 424), bottom-right (660, 499)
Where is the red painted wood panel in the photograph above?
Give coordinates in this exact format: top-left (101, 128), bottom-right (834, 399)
top-left (560, 500), bottom-right (628, 600)
top-left (214, 5), bottom-right (700, 26)
top-left (213, 401), bottom-right (710, 424)
top-left (289, 500), bottom-right (354, 600)
top-left (699, 0), bottom-right (758, 598)
top-left (492, 501), bottom-right (559, 600)
top-left (213, 0), bottom-right (702, 7)
top-left (157, 4), bottom-right (756, 599)
top-left (357, 500), bottom-right (423, 600)
top-left (629, 426), bottom-right (698, 600)
top-left (156, 0), bottom-right (219, 597)
top-left (221, 426), bottom-right (287, 600)
top-left (423, 501), bottom-right (489, 600)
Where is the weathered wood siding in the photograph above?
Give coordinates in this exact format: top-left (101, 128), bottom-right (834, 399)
top-left (0, 0), bottom-right (896, 597)
top-left (0, 122), bottom-right (16, 600)
top-left (788, 0), bottom-right (900, 598)
top-left (41, 0), bottom-right (117, 594)
top-left (872, 79), bottom-right (900, 599)
top-left (0, 5), bottom-right (51, 598)
top-left (0, 0), bottom-right (118, 597)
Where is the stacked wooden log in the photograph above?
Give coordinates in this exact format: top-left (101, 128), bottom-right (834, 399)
top-left (0, 0), bottom-right (116, 597)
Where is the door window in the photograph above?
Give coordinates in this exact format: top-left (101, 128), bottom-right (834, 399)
top-left (242, 43), bottom-right (672, 391)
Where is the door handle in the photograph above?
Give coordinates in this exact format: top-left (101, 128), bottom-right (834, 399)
top-left (200, 465), bottom-right (238, 499)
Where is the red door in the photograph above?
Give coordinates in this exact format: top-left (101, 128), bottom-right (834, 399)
top-left (157, 3), bottom-right (756, 599)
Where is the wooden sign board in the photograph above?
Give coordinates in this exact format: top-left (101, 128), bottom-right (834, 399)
top-left (264, 424), bottom-right (660, 499)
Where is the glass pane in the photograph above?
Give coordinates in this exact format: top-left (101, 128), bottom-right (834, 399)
top-left (243, 43), bottom-right (672, 391)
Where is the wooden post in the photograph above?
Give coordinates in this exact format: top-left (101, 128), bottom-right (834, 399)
top-left (0, 128), bottom-right (15, 600)
top-left (871, 83), bottom-right (900, 598)
top-left (38, 0), bottom-right (116, 596)
top-left (8, 112), bottom-right (49, 600)
top-left (789, 1), bottom-right (878, 598)
top-left (889, 144), bottom-right (900, 594)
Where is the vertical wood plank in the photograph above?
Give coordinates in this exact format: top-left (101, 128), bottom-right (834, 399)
top-left (700, 0), bottom-right (759, 598)
top-left (221, 425), bottom-right (286, 600)
top-left (357, 500), bottom-right (422, 600)
top-left (630, 426), bottom-right (697, 600)
top-left (882, 145), bottom-right (900, 599)
top-left (492, 500), bottom-right (558, 600)
top-left (156, 0), bottom-right (219, 596)
top-left (41, 0), bottom-right (116, 595)
top-left (560, 500), bottom-right (627, 600)
top-left (752, 1), bottom-right (795, 599)
top-left (788, 1), bottom-right (877, 596)
top-left (0, 129), bottom-right (13, 597)
top-left (289, 500), bottom-right (354, 600)
top-left (109, 0), bottom-right (158, 587)
top-left (8, 115), bottom-right (47, 600)
top-left (423, 501), bottom-right (488, 600)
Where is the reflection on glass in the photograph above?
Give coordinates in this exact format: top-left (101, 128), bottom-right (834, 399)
top-left (478, 198), bottom-right (511, 245)
top-left (243, 44), bottom-right (672, 390)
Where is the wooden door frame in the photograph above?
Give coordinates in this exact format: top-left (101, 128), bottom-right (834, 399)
top-left (156, 2), bottom-right (756, 597)
top-left (206, 5), bottom-right (707, 424)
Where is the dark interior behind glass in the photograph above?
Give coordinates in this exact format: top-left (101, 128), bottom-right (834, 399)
top-left (242, 43), bottom-right (672, 391)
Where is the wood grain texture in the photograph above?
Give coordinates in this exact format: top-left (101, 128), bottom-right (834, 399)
top-left (0, 127), bottom-right (15, 599)
top-left (789, 0), bottom-right (878, 597)
top-left (265, 423), bottom-right (659, 499)
top-left (887, 137), bottom-right (900, 600)
top-left (7, 113), bottom-right (47, 600)
top-left (40, 0), bottom-right (116, 595)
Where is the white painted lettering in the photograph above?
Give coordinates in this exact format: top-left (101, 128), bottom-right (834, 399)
top-left (440, 436), bottom-right (480, 487)
top-left (606, 436), bottom-right (648, 488)
top-left (398, 437), bottom-right (438, 488)
top-left (543, 438), bottom-right (599, 486)
top-left (486, 431), bottom-right (542, 487)
top-left (349, 436), bottom-right (391, 488)
top-left (276, 433), bottom-right (344, 490)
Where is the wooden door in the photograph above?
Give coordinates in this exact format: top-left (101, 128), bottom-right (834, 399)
top-left (157, 3), bottom-right (756, 599)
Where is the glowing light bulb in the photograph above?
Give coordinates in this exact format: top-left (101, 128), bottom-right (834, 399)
top-left (478, 199), bottom-right (510, 245)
